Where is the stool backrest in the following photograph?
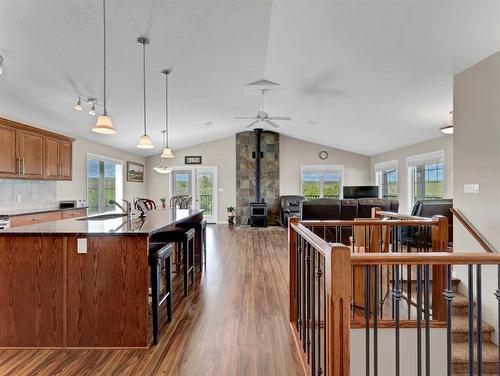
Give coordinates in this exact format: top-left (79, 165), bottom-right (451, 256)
top-left (134, 198), bottom-right (157, 210)
top-left (170, 195), bottom-right (192, 209)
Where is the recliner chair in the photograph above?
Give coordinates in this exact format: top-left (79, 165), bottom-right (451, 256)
top-left (279, 195), bottom-right (304, 226)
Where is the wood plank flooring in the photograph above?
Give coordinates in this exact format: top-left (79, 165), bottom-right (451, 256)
top-left (0, 225), bottom-right (303, 376)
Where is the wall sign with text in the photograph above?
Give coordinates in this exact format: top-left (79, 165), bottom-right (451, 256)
top-left (185, 156), bottom-right (202, 165)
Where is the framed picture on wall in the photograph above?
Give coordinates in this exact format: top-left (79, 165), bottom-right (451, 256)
top-left (127, 161), bottom-right (144, 182)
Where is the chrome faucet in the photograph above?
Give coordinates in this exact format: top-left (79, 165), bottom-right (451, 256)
top-left (109, 199), bottom-right (132, 217)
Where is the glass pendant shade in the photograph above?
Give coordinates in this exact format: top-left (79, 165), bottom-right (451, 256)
top-left (153, 158), bottom-right (172, 174)
top-left (161, 147), bottom-right (174, 159)
top-left (440, 125), bottom-right (453, 135)
top-left (92, 115), bottom-right (116, 134)
top-left (137, 134), bottom-right (154, 148)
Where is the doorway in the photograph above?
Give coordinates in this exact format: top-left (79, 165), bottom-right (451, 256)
top-left (171, 166), bottom-right (218, 223)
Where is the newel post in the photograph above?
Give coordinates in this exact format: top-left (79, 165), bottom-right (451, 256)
top-left (325, 243), bottom-right (351, 376)
top-left (371, 207), bottom-right (382, 219)
top-left (289, 216), bottom-right (299, 323)
top-left (431, 215), bottom-right (449, 321)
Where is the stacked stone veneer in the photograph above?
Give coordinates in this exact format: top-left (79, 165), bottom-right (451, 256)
top-left (235, 130), bottom-right (279, 225)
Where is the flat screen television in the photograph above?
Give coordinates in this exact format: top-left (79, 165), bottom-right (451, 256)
top-left (343, 186), bottom-right (379, 199)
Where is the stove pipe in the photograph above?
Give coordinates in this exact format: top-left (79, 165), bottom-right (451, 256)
top-left (254, 128), bottom-right (262, 203)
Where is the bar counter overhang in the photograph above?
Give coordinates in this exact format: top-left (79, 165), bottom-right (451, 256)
top-left (0, 208), bottom-right (203, 349)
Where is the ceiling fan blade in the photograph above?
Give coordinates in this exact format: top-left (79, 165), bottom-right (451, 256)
top-left (265, 120), bottom-right (280, 128)
top-left (235, 116), bottom-right (257, 120)
top-left (246, 120), bottom-right (260, 128)
top-left (268, 116), bottom-right (292, 121)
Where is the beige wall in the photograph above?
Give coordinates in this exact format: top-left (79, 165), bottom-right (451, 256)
top-left (57, 136), bottom-right (146, 203)
top-left (279, 135), bottom-right (371, 195)
top-left (146, 135), bottom-right (236, 223)
top-left (369, 136), bottom-right (453, 214)
top-left (453, 49), bottom-right (500, 340)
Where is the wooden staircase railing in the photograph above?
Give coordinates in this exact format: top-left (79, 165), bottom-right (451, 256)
top-left (288, 211), bottom-right (500, 375)
top-left (451, 207), bottom-right (496, 253)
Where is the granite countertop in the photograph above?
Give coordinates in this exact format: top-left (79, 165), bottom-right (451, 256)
top-left (0, 206), bottom-right (88, 217)
top-left (0, 208), bottom-right (203, 235)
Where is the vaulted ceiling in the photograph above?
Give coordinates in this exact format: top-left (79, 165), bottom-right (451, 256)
top-left (1, 0), bottom-right (499, 156)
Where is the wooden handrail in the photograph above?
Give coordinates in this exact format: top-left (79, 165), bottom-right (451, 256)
top-left (299, 218), bottom-right (437, 227)
top-left (375, 210), bottom-right (429, 221)
top-left (351, 251), bottom-right (500, 265)
top-left (451, 207), bottom-right (496, 253)
top-left (291, 222), bottom-right (329, 255)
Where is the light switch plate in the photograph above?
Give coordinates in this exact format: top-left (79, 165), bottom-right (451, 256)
top-left (77, 238), bottom-right (87, 254)
top-left (464, 184), bottom-right (480, 194)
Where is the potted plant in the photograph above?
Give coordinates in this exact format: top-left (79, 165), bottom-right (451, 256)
top-left (160, 197), bottom-right (167, 209)
top-left (227, 206), bottom-right (235, 225)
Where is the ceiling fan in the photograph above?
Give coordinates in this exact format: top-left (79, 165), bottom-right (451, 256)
top-left (235, 89), bottom-right (291, 129)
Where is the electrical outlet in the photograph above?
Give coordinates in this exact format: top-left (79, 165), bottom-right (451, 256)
top-left (464, 184), bottom-right (480, 194)
top-left (77, 238), bottom-right (87, 254)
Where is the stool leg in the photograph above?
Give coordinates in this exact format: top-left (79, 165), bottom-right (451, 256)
top-left (166, 255), bottom-right (172, 322)
top-left (203, 227), bottom-right (207, 268)
top-left (190, 237), bottom-right (195, 285)
top-left (183, 240), bottom-right (189, 297)
top-left (151, 261), bottom-right (160, 345)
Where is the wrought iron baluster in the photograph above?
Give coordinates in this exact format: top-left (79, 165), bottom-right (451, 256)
top-left (494, 265), bottom-right (500, 376)
top-left (317, 256), bottom-right (323, 376)
top-left (424, 264), bottom-right (431, 376)
top-left (373, 265), bottom-right (379, 376)
top-left (306, 243), bottom-right (311, 359)
top-left (476, 264), bottom-right (482, 376)
top-left (443, 264), bottom-right (454, 376)
top-left (468, 264), bottom-right (474, 376)
top-left (297, 235), bottom-right (302, 331)
top-left (365, 265), bottom-right (371, 376)
top-left (417, 264), bottom-right (422, 376)
top-left (394, 264), bottom-right (402, 376)
top-left (311, 246), bottom-right (316, 373)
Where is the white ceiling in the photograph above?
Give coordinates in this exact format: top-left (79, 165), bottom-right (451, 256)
top-left (1, 0), bottom-right (499, 157)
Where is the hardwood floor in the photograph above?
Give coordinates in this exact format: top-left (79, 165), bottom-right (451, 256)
top-left (0, 225), bottom-right (303, 376)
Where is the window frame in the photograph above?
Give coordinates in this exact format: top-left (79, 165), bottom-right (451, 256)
top-left (86, 153), bottom-right (124, 214)
top-left (406, 151), bottom-right (445, 209)
top-left (300, 164), bottom-right (344, 200)
top-left (374, 160), bottom-right (398, 200)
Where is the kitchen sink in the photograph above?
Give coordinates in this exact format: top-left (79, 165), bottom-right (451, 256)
top-left (77, 213), bottom-right (128, 221)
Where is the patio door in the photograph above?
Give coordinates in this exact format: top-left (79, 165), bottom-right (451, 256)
top-left (171, 166), bottom-right (218, 223)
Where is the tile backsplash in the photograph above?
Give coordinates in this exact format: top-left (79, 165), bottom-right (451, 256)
top-left (0, 179), bottom-right (57, 211)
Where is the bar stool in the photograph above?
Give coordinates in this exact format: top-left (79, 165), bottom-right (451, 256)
top-left (150, 228), bottom-right (196, 297)
top-left (148, 242), bottom-right (173, 345)
top-left (176, 219), bottom-right (207, 267)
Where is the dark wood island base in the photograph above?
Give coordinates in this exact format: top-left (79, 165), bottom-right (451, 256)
top-left (0, 209), bottom-right (203, 349)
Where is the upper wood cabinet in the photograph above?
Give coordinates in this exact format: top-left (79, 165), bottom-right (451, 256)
top-left (0, 118), bottom-right (74, 181)
top-left (0, 124), bottom-right (18, 177)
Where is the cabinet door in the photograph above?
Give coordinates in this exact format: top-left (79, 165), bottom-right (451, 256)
top-left (45, 136), bottom-right (59, 179)
top-left (0, 124), bottom-right (18, 177)
top-left (18, 130), bottom-right (44, 179)
top-left (59, 140), bottom-right (72, 180)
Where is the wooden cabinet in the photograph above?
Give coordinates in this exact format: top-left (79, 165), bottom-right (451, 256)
top-left (45, 136), bottom-right (60, 179)
top-left (0, 118), bottom-right (73, 181)
top-left (10, 208), bottom-right (87, 227)
top-left (18, 129), bottom-right (45, 179)
top-left (59, 140), bottom-right (72, 180)
top-left (0, 124), bottom-right (18, 177)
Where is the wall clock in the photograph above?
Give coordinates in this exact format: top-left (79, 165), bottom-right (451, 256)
top-left (319, 151), bottom-right (328, 160)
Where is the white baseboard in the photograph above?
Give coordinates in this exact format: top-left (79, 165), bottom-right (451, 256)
top-left (216, 221), bottom-right (228, 225)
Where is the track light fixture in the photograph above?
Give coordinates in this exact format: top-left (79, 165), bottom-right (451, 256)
top-left (73, 96), bottom-right (100, 115)
top-left (0, 55), bottom-right (4, 76)
top-left (74, 97), bottom-right (82, 111)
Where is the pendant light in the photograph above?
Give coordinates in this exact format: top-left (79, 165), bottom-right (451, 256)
top-left (92, 0), bottom-right (116, 134)
top-left (136, 37), bottom-right (154, 149)
top-left (154, 69), bottom-right (174, 174)
top-left (160, 69), bottom-right (174, 158)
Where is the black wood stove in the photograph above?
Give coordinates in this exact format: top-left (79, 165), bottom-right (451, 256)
top-left (249, 128), bottom-right (267, 227)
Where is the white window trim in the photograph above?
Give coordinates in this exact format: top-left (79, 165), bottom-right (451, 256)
top-left (86, 153), bottom-right (124, 214)
top-left (374, 159), bottom-right (398, 173)
top-left (406, 150), bottom-right (445, 209)
top-left (300, 164), bottom-right (345, 199)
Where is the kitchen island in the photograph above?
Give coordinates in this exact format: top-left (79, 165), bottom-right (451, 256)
top-left (0, 208), bottom-right (203, 349)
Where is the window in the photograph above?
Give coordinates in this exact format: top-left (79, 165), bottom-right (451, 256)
top-left (87, 155), bottom-right (123, 214)
top-left (407, 151), bottom-right (444, 206)
top-left (375, 160), bottom-right (398, 200)
top-left (301, 165), bottom-right (343, 199)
